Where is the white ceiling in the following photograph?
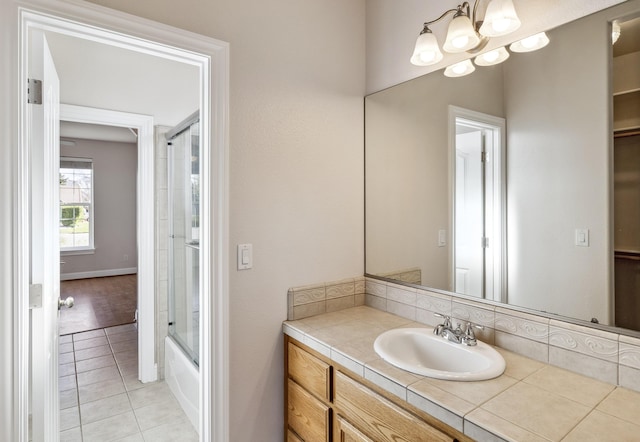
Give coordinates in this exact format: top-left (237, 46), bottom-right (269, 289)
top-left (46, 31), bottom-right (199, 142)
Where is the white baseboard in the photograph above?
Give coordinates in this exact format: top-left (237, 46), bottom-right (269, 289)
top-left (60, 267), bottom-right (137, 281)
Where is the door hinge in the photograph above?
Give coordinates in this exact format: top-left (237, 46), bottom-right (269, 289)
top-left (481, 237), bottom-right (489, 248)
top-left (27, 78), bottom-right (42, 104)
top-left (29, 284), bottom-right (43, 309)
top-left (481, 151), bottom-right (487, 163)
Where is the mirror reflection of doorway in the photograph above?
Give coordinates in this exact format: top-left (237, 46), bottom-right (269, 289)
top-left (612, 15), bottom-right (640, 331)
top-left (614, 132), bottom-right (640, 330)
top-left (451, 107), bottom-right (506, 302)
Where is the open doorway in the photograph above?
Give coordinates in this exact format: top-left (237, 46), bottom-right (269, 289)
top-left (13, 3), bottom-right (229, 441)
top-left (58, 123), bottom-right (139, 336)
top-left (450, 106), bottom-right (507, 302)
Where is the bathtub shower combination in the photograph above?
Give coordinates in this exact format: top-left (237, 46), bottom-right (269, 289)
top-left (164, 111), bottom-right (200, 432)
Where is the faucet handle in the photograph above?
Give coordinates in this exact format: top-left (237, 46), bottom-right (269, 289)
top-left (462, 322), bottom-right (484, 346)
top-left (433, 313), bottom-right (451, 327)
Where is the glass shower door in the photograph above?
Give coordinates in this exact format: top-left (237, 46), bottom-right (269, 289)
top-left (168, 121), bottom-right (200, 365)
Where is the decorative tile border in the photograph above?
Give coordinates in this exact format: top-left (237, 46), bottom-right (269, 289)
top-left (287, 277), bottom-right (365, 320)
top-left (372, 267), bottom-right (422, 285)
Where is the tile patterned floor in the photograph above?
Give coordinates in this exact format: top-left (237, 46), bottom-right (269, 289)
top-left (59, 324), bottom-right (198, 442)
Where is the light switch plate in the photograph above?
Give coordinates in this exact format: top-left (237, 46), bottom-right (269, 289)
top-left (575, 229), bottom-right (589, 247)
top-left (438, 229), bottom-right (446, 247)
top-left (237, 244), bottom-right (252, 270)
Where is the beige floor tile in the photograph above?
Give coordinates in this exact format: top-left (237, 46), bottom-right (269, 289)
top-left (77, 365), bottom-right (121, 387)
top-left (105, 323), bottom-right (137, 335)
top-left (60, 388), bottom-right (79, 410)
top-left (80, 392), bottom-right (133, 425)
top-left (59, 362), bottom-right (76, 378)
top-left (107, 330), bottom-right (137, 344)
top-left (78, 377), bottom-right (126, 404)
top-left (596, 387), bottom-right (640, 425)
top-left (73, 335), bottom-right (109, 350)
top-left (59, 375), bottom-right (77, 392)
top-left (76, 354), bottom-right (116, 373)
top-left (59, 342), bottom-right (74, 354)
top-left (59, 335), bottom-right (73, 345)
top-left (59, 406), bottom-right (80, 431)
top-left (73, 329), bottom-right (106, 341)
top-left (522, 365), bottom-right (615, 408)
top-left (133, 397), bottom-right (184, 431)
top-left (59, 352), bottom-right (75, 365)
top-left (123, 374), bottom-right (146, 392)
top-left (563, 410), bottom-right (640, 442)
top-left (117, 359), bottom-right (138, 377)
top-left (110, 339), bottom-right (138, 354)
top-left (59, 426), bottom-right (82, 442)
top-left (481, 382), bottom-right (591, 441)
top-left (128, 382), bottom-right (173, 409)
top-left (141, 415), bottom-right (198, 442)
top-left (81, 410), bottom-right (140, 442)
top-left (113, 433), bottom-right (144, 442)
top-left (114, 349), bottom-right (138, 364)
top-left (75, 344), bottom-right (112, 361)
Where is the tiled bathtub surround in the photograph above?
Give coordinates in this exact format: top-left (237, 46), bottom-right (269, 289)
top-left (364, 277), bottom-right (640, 392)
top-left (287, 277), bottom-right (366, 320)
top-left (283, 307), bottom-right (640, 442)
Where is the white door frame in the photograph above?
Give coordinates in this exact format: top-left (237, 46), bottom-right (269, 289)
top-left (60, 104), bottom-right (157, 383)
top-left (9, 1), bottom-right (230, 441)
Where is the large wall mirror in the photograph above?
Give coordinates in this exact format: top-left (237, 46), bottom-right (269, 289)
top-left (365, 0), bottom-right (640, 334)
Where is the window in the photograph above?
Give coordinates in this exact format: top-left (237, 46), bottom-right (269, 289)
top-left (60, 157), bottom-right (94, 253)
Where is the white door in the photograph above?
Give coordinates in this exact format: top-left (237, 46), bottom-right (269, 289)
top-left (29, 29), bottom-right (62, 441)
top-left (454, 130), bottom-right (484, 297)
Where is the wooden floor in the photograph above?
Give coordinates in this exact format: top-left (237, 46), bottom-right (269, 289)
top-left (59, 274), bottom-right (137, 336)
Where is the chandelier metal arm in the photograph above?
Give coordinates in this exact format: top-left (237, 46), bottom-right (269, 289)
top-left (423, 1), bottom-right (484, 31)
top-left (423, 7), bottom-right (464, 28)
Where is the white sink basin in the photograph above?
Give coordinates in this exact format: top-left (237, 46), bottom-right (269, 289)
top-left (373, 328), bottom-right (506, 381)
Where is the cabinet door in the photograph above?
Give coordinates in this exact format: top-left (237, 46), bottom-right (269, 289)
top-left (288, 342), bottom-right (331, 401)
top-left (288, 379), bottom-right (330, 442)
top-left (334, 371), bottom-right (454, 442)
top-left (287, 429), bottom-right (303, 442)
top-left (334, 415), bottom-right (373, 442)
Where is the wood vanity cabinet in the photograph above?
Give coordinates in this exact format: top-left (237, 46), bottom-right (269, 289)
top-left (285, 336), bottom-right (469, 442)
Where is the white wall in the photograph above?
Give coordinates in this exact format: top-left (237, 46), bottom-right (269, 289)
top-left (503, 11), bottom-right (612, 323)
top-left (60, 138), bottom-right (138, 278)
top-left (365, 0), bottom-right (627, 94)
top-left (81, 0), bottom-right (366, 440)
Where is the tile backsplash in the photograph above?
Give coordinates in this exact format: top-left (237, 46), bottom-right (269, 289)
top-left (286, 275), bottom-right (640, 393)
top-left (287, 277), bottom-right (366, 320)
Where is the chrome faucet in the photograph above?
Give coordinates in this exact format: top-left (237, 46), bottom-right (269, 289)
top-left (461, 322), bottom-right (484, 346)
top-left (433, 313), bottom-right (451, 336)
top-left (433, 313), bottom-right (484, 346)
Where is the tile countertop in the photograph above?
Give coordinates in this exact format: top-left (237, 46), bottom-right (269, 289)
top-left (283, 306), bottom-right (640, 442)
